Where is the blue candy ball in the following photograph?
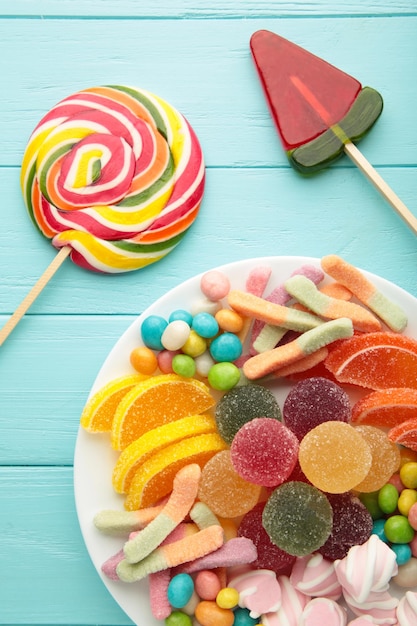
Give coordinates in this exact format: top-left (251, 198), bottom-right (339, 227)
top-left (372, 518), bottom-right (389, 543)
top-left (390, 542), bottom-right (412, 566)
top-left (192, 312), bottom-right (219, 338)
top-left (167, 573), bottom-right (194, 609)
top-left (209, 332), bottom-right (242, 362)
top-left (169, 309), bottom-right (193, 326)
top-left (141, 315), bottom-right (168, 350)
top-left (232, 607), bottom-right (259, 626)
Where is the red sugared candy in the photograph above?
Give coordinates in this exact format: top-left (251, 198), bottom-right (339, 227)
top-left (230, 417), bottom-right (299, 487)
top-left (283, 376), bottom-right (351, 441)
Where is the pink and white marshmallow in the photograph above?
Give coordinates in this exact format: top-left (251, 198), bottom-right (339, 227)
top-left (290, 552), bottom-right (342, 601)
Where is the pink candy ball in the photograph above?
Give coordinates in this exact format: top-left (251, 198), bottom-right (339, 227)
top-left (194, 570), bottom-right (222, 601)
top-left (200, 270), bottom-right (230, 301)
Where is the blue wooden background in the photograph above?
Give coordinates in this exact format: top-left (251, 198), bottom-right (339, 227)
top-left (1, 2), bottom-right (416, 624)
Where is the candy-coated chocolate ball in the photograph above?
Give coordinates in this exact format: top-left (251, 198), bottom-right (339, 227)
top-left (372, 518), bottom-right (388, 543)
top-left (194, 600), bottom-right (234, 626)
top-left (210, 332), bottom-right (242, 362)
top-left (161, 320), bottom-right (191, 351)
top-left (165, 610), bottom-right (193, 626)
top-left (398, 488), bottom-right (417, 517)
top-left (195, 570), bottom-right (221, 601)
top-left (130, 346), bottom-right (158, 375)
top-left (182, 330), bottom-right (207, 357)
top-left (192, 312), bottom-right (219, 339)
top-left (200, 270), bottom-right (230, 301)
top-left (208, 362), bottom-right (240, 391)
top-left (378, 483), bottom-right (399, 514)
top-left (194, 351), bottom-right (215, 377)
top-left (215, 308), bottom-right (244, 333)
top-left (172, 354), bottom-right (196, 378)
top-left (232, 607), bottom-right (259, 625)
top-left (400, 462), bottom-right (417, 488)
top-left (169, 309), bottom-right (193, 325)
top-left (409, 502), bottom-right (417, 531)
top-left (391, 542), bottom-right (412, 566)
top-left (384, 515), bottom-right (415, 544)
top-left (167, 574), bottom-right (195, 609)
top-left (157, 349), bottom-right (180, 374)
top-left (216, 587), bottom-right (239, 609)
top-left (358, 491), bottom-right (383, 520)
top-left (141, 315), bottom-right (168, 350)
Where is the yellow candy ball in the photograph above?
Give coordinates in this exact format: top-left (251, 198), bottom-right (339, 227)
top-left (400, 462), bottom-right (417, 489)
top-left (398, 488), bottom-right (417, 516)
top-left (182, 330), bottom-right (207, 357)
top-left (216, 587), bottom-right (239, 610)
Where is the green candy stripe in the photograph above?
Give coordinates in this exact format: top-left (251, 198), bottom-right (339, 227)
top-left (105, 85), bottom-right (169, 139)
top-left (113, 229), bottom-right (187, 253)
top-left (117, 153), bottom-right (175, 208)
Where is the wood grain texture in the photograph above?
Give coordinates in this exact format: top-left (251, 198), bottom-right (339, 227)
top-left (1, 3), bottom-right (417, 625)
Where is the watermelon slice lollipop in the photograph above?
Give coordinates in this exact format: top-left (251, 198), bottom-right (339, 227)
top-left (250, 30), bottom-right (417, 235)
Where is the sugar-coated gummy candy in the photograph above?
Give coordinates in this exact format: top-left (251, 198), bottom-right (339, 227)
top-left (215, 384), bottom-right (282, 444)
top-left (298, 422), bottom-right (372, 493)
top-left (262, 481), bottom-right (333, 557)
top-left (210, 332), bottom-right (242, 363)
top-left (140, 315), bottom-right (168, 350)
top-left (353, 425), bottom-right (401, 493)
top-left (318, 492), bottom-right (373, 561)
top-left (208, 362), bottom-right (241, 391)
top-left (198, 450), bottom-right (262, 518)
top-left (230, 417), bottom-right (299, 487)
top-left (238, 502), bottom-right (296, 575)
top-left (283, 377), bottom-right (351, 440)
top-left (192, 312), bottom-right (219, 338)
top-left (167, 573), bottom-right (195, 608)
top-left (200, 270), bottom-right (231, 301)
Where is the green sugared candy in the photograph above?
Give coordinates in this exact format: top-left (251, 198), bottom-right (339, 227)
top-left (215, 383), bottom-right (281, 444)
top-left (262, 481), bottom-right (333, 557)
top-left (208, 362), bottom-right (241, 391)
top-left (359, 491), bottom-right (383, 520)
top-left (378, 483), bottom-right (399, 514)
top-left (165, 611), bottom-right (193, 626)
top-left (384, 515), bottom-right (415, 544)
top-left (172, 354), bottom-right (196, 378)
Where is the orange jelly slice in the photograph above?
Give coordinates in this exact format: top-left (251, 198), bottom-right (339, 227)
top-left (124, 433), bottom-right (228, 510)
top-left (388, 418), bottom-right (417, 452)
top-left (324, 332), bottom-right (417, 390)
top-left (80, 374), bottom-right (149, 432)
top-left (111, 373), bottom-right (215, 450)
top-left (351, 388), bottom-right (417, 428)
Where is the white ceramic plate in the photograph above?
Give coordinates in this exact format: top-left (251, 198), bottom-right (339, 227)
top-left (73, 256), bottom-right (417, 625)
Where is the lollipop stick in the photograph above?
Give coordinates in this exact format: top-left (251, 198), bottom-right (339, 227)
top-left (0, 245), bottom-right (71, 347)
top-left (344, 141), bottom-right (417, 236)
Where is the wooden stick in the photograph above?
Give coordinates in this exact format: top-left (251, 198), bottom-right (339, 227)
top-left (344, 141), bottom-right (417, 236)
top-left (0, 245), bottom-right (71, 347)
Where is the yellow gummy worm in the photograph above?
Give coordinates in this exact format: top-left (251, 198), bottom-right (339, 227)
top-left (93, 501), bottom-right (166, 536)
top-left (123, 463), bottom-right (201, 564)
top-left (243, 318), bottom-right (353, 380)
top-left (321, 255), bottom-right (408, 333)
top-left (285, 275), bottom-right (382, 333)
top-left (227, 290), bottom-right (323, 332)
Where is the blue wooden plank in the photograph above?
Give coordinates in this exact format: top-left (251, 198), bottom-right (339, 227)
top-left (0, 18), bottom-right (416, 167)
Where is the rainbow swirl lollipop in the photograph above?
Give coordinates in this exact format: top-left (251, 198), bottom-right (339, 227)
top-left (20, 85), bottom-right (205, 273)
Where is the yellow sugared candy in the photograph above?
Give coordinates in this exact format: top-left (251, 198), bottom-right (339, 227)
top-left (125, 432), bottom-right (227, 510)
top-left (298, 422), bottom-right (372, 493)
top-left (112, 413), bottom-right (217, 494)
top-left (80, 373), bottom-right (149, 432)
top-left (353, 425), bottom-right (401, 493)
top-left (111, 373), bottom-right (215, 450)
top-left (198, 450), bottom-right (262, 518)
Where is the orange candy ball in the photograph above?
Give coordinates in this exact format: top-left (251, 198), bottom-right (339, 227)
top-left (130, 346), bottom-right (158, 375)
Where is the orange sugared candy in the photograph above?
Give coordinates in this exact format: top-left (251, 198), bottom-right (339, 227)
top-left (80, 374), bottom-right (149, 432)
top-left (298, 422), bottom-right (372, 493)
top-left (198, 450), bottom-right (262, 518)
top-left (111, 373), bottom-right (215, 450)
top-left (353, 425), bottom-right (401, 492)
top-left (388, 418), bottom-right (417, 452)
top-left (351, 388), bottom-right (417, 428)
top-left (325, 332), bottom-right (417, 390)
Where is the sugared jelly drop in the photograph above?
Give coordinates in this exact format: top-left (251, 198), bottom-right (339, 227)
top-left (353, 425), bottom-right (401, 492)
top-left (318, 492), bottom-right (373, 561)
top-left (262, 481), bottom-right (333, 557)
top-left (215, 384), bottom-right (281, 444)
top-left (238, 502), bottom-right (296, 575)
top-left (283, 376), bottom-right (351, 440)
top-left (198, 450), bottom-right (262, 518)
top-left (230, 417), bottom-right (299, 487)
top-left (298, 421), bottom-right (372, 493)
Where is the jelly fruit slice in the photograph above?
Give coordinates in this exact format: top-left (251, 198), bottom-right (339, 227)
top-left (80, 374), bottom-right (148, 432)
top-left (324, 332), bottom-right (417, 390)
top-left (111, 373), bottom-right (215, 450)
top-left (388, 418), bottom-right (417, 452)
top-left (351, 388), bottom-right (417, 428)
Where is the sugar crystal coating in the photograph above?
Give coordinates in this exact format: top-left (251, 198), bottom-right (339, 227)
top-left (283, 376), bottom-right (351, 440)
top-left (262, 481), bottom-right (333, 557)
top-left (318, 492), bottom-right (373, 560)
top-left (238, 502), bottom-right (296, 574)
top-left (215, 384), bottom-right (281, 444)
top-left (353, 425), bottom-right (401, 492)
top-left (230, 417), bottom-right (299, 487)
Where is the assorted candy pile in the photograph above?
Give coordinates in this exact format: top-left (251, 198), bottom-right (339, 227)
top-left (80, 254), bottom-right (417, 625)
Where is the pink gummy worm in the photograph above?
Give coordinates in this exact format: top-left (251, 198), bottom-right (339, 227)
top-left (176, 536), bottom-right (257, 574)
